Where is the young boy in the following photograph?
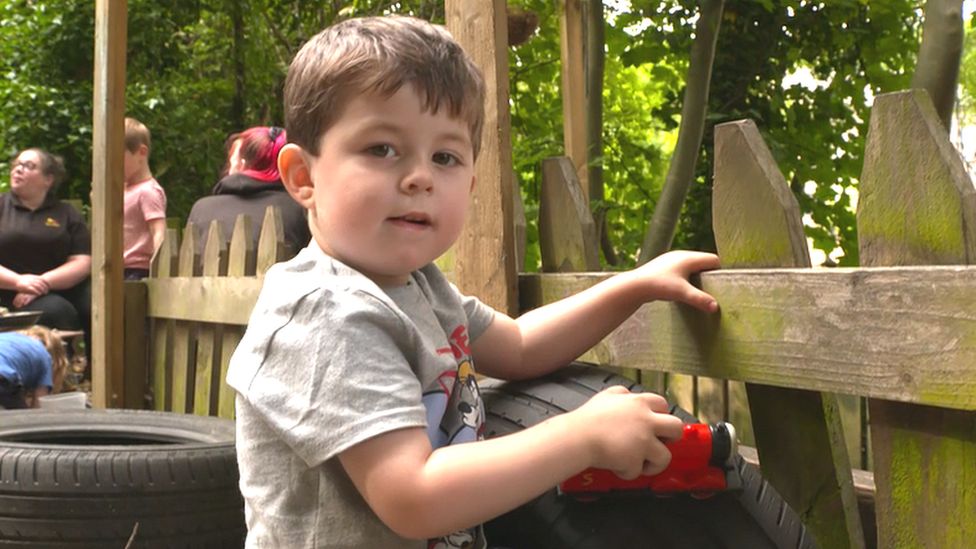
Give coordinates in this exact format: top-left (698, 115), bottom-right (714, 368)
top-left (226, 15), bottom-right (720, 549)
top-left (122, 117), bottom-right (167, 280)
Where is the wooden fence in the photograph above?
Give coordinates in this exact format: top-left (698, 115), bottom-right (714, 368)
top-left (123, 206), bottom-right (288, 418)
top-left (120, 89), bottom-right (976, 548)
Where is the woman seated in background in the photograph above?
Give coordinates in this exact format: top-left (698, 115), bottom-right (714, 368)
top-left (0, 148), bottom-right (90, 350)
top-left (188, 126), bottom-right (310, 258)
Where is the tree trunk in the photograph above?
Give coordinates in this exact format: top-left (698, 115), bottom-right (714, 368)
top-left (230, 0), bottom-right (246, 130)
top-left (912, 0), bottom-right (964, 133)
top-left (638, 0), bottom-right (724, 264)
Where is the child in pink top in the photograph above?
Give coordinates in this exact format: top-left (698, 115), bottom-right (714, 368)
top-left (122, 117), bottom-right (167, 280)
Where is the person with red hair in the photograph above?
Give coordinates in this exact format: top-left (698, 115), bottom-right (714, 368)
top-left (188, 126), bottom-right (311, 258)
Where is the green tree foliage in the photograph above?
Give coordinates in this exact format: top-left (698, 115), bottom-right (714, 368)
top-left (0, 1), bottom-right (925, 268)
top-left (622, 1), bottom-right (921, 266)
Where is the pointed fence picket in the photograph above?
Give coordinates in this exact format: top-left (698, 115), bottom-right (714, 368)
top-left (123, 206), bottom-right (285, 419)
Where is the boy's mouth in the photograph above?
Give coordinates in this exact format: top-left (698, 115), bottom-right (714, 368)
top-left (389, 212), bottom-right (432, 227)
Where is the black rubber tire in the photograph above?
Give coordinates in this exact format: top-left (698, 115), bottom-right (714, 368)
top-left (481, 363), bottom-right (817, 549)
top-left (0, 409), bottom-right (244, 549)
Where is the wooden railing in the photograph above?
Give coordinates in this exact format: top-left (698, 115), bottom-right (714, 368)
top-left (120, 89), bottom-right (975, 548)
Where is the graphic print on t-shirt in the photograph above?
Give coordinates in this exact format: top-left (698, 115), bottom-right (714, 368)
top-left (421, 324), bottom-right (484, 448)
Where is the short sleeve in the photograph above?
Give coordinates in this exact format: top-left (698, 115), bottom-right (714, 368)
top-left (233, 288), bottom-right (428, 467)
top-left (65, 204), bottom-right (91, 256)
top-left (459, 292), bottom-right (496, 342)
top-left (140, 184), bottom-right (167, 222)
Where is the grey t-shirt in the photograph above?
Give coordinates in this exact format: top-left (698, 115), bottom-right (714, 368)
top-left (227, 245), bottom-right (495, 548)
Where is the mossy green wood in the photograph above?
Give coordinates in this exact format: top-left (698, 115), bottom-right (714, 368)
top-left (857, 89), bottom-right (976, 549)
top-left (518, 266), bottom-right (976, 408)
top-left (712, 119), bottom-right (864, 549)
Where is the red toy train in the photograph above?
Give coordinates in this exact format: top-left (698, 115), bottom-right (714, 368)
top-left (559, 422), bottom-right (738, 498)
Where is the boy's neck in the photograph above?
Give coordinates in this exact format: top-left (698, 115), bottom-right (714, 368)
top-left (126, 167), bottom-right (154, 186)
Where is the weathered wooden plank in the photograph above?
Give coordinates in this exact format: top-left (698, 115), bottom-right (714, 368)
top-left (558, 0), bottom-right (588, 196)
top-left (256, 206), bottom-right (285, 275)
top-left (445, 0), bottom-right (518, 315)
top-left (170, 320), bottom-right (193, 414)
top-left (228, 214), bottom-right (256, 276)
top-left (145, 277), bottom-right (263, 325)
top-left (91, 0), bottom-right (127, 409)
top-left (713, 119), bottom-right (863, 549)
top-left (148, 228), bottom-right (176, 411)
top-left (122, 281), bottom-right (147, 410)
top-left (539, 157), bottom-right (600, 272)
top-left (149, 317), bottom-right (170, 411)
top-left (190, 221), bottom-right (228, 416)
top-left (858, 89), bottom-right (976, 549)
top-left (520, 266), bottom-right (976, 411)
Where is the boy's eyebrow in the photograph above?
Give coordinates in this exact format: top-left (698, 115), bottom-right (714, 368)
top-left (355, 119), bottom-right (473, 150)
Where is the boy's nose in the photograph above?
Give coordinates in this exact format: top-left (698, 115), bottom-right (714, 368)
top-left (400, 163), bottom-right (434, 194)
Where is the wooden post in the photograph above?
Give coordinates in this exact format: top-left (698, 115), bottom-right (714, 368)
top-left (539, 157), bottom-right (600, 272)
top-left (857, 89), bottom-right (976, 548)
top-left (91, 0), bottom-right (127, 408)
top-left (713, 120), bottom-right (864, 549)
top-left (192, 221), bottom-right (227, 416)
top-left (445, 0), bottom-right (518, 315)
top-left (559, 0), bottom-right (588, 197)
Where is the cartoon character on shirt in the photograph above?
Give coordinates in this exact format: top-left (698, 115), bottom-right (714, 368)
top-left (421, 325), bottom-right (484, 447)
top-left (438, 359), bottom-right (483, 445)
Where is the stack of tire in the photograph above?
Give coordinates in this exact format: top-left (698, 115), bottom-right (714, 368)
top-left (0, 410), bottom-right (244, 549)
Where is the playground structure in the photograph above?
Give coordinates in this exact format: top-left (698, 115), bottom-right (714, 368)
top-left (88, 2), bottom-right (975, 548)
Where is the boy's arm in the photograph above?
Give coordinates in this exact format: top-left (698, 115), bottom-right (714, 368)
top-left (147, 218), bottom-right (167, 253)
top-left (339, 385), bottom-right (682, 540)
top-left (473, 250), bottom-right (719, 380)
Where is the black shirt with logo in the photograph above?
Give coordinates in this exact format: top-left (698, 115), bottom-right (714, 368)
top-left (0, 193), bottom-right (91, 275)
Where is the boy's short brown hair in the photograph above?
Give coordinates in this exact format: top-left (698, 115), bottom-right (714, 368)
top-left (284, 16), bottom-right (486, 158)
top-left (124, 117), bottom-right (152, 154)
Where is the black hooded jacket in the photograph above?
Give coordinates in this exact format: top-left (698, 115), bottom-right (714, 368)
top-left (187, 173), bottom-right (311, 258)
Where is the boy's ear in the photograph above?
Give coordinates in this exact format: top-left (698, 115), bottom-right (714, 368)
top-left (278, 144), bottom-right (315, 208)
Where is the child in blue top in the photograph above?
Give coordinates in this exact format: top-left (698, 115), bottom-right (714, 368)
top-left (0, 331), bottom-right (54, 409)
top-left (227, 15), bottom-right (721, 549)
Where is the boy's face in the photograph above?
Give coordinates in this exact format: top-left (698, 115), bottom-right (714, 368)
top-left (282, 85), bottom-right (476, 286)
top-left (123, 145), bottom-right (147, 184)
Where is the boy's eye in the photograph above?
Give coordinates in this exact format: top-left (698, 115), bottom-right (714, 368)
top-left (366, 144), bottom-right (396, 158)
top-left (433, 152), bottom-right (460, 166)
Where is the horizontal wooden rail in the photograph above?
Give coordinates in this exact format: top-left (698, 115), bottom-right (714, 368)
top-left (145, 277), bottom-right (264, 324)
top-left (520, 265), bottom-right (976, 410)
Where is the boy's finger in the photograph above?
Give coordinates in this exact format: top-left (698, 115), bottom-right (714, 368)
top-left (685, 287), bottom-right (719, 313)
top-left (656, 414), bottom-right (685, 441)
top-left (640, 441), bottom-right (673, 476)
top-left (641, 392), bottom-right (670, 413)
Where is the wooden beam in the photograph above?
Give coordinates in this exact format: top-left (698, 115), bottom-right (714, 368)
top-left (445, 1), bottom-right (518, 315)
top-left (559, 0), bottom-right (588, 197)
top-left (91, 0), bottom-right (127, 408)
top-left (519, 265), bottom-right (976, 411)
top-left (145, 277), bottom-right (263, 325)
